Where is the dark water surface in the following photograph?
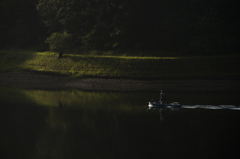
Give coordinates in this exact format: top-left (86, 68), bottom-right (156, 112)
top-left (1, 86), bottom-right (240, 159)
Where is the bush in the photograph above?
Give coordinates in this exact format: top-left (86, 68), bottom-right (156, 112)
top-left (45, 31), bottom-right (73, 58)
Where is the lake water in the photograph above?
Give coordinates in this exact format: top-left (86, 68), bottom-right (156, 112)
top-left (1, 86), bottom-right (240, 159)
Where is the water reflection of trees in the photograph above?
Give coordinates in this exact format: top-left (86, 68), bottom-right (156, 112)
top-left (22, 89), bottom-right (142, 109)
top-left (19, 89), bottom-right (146, 158)
top-left (2, 87), bottom-right (240, 159)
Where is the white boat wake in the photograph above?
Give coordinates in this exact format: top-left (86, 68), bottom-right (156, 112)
top-left (181, 105), bottom-right (239, 110)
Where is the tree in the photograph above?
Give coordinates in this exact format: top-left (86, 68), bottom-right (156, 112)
top-left (45, 31), bottom-right (73, 58)
top-left (37, 0), bottom-right (240, 54)
top-left (36, 0), bottom-right (131, 49)
top-left (0, 0), bottom-right (45, 48)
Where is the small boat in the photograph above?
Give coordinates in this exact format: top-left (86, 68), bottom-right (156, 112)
top-left (148, 102), bottom-right (181, 109)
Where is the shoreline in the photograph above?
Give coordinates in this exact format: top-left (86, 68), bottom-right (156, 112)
top-left (1, 72), bottom-right (240, 91)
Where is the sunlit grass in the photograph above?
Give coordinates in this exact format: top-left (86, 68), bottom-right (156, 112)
top-left (1, 49), bottom-right (240, 79)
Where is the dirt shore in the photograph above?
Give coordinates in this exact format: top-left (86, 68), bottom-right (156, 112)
top-left (1, 72), bottom-right (240, 91)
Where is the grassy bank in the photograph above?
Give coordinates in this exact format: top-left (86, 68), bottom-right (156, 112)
top-left (0, 49), bottom-right (239, 79)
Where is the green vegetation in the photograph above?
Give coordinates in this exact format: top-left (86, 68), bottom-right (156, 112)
top-left (45, 31), bottom-right (74, 58)
top-left (1, 0), bottom-right (239, 55)
top-left (1, 49), bottom-right (239, 79)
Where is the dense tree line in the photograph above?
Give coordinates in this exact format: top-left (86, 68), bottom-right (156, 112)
top-left (0, 0), bottom-right (239, 54)
top-left (0, 0), bottom-right (46, 48)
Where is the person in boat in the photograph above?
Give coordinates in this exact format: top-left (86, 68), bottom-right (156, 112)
top-left (159, 90), bottom-right (165, 104)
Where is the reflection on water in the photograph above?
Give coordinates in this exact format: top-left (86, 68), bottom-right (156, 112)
top-left (1, 86), bottom-right (240, 159)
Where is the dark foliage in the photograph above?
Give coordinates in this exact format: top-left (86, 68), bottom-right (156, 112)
top-left (0, 0), bottom-right (46, 48)
top-left (0, 0), bottom-right (239, 54)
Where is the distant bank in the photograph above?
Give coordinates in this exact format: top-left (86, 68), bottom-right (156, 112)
top-left (1, 49), bottom-right (239, 80)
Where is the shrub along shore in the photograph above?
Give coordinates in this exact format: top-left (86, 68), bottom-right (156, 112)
top-left (0, 49), bottom-right (239, 80)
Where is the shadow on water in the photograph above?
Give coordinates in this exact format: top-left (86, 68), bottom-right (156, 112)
top-left (1, 86), bottom-right (240, 159)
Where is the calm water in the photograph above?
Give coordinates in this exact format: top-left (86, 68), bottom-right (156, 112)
top-left (1, 86), bottom-right (240, 159)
